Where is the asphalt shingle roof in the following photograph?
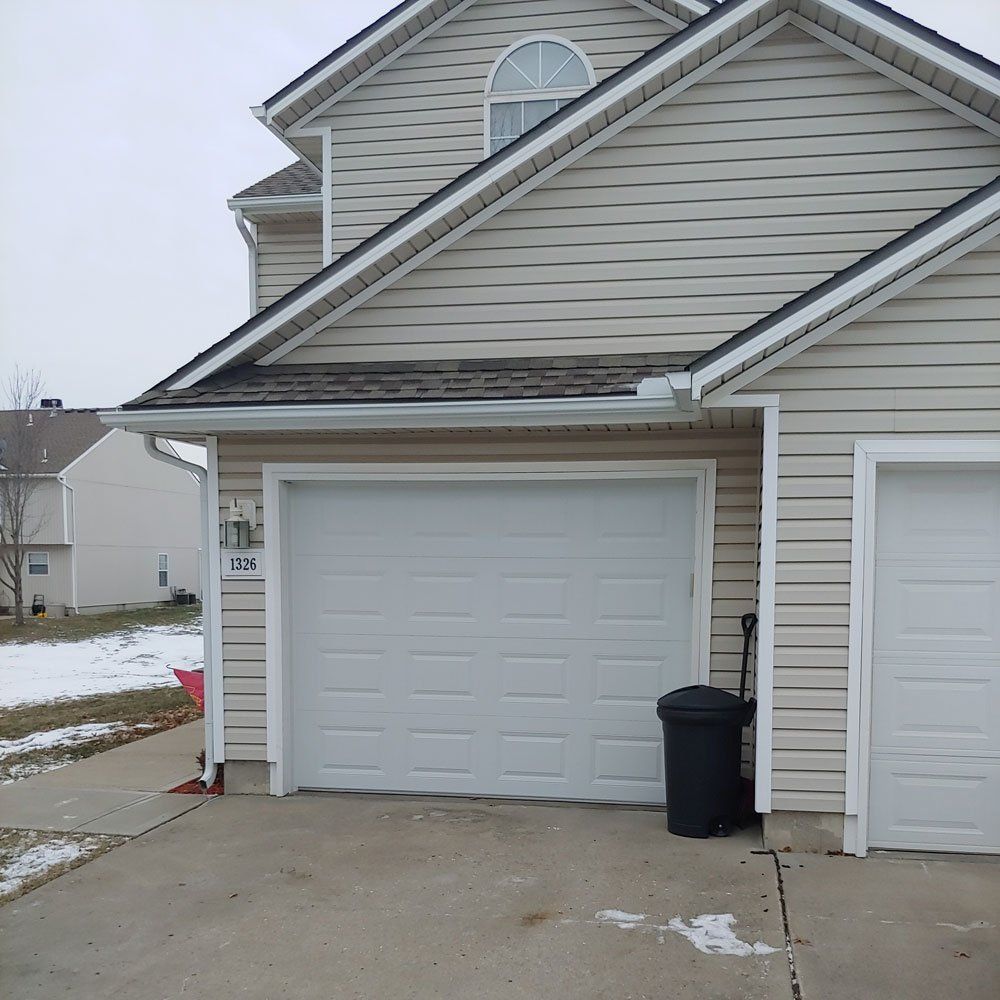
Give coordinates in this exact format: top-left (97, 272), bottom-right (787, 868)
top-left (232, 161), bottom-right (321, 200)
top-left (125, 355), bottom-right (699, 409)
top-left (0, 409), bottom-right (108, 474)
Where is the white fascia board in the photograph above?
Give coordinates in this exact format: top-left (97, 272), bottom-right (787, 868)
top-left (264, 0), bottom-right (443, 124)
top-left (828, 0), bottom-right (1000, 100)
top-left (98, 394), bottom-right (687, 435)
top-left (226, 194), bottom-right (321, 214)
top-left (690, 185), bottom-right (1000, 398)
top-left (170, 0), bottom-right (771, 392)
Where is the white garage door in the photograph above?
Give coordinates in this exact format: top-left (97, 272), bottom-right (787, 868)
top-left (287, 475), bottom-right (699, 803)
top-left (869, 467), bottom-right (1000, 853)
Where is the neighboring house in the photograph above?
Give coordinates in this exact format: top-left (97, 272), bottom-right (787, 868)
top-left (102, 0), bottom-right (1000, 858)
top-left (0, 407), bottom-right (202, 616)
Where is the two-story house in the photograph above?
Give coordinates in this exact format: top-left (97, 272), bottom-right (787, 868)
top-left (102, 0), bottom-right (1000, 858)
top-left (1, 406), bottom-right (202, 616)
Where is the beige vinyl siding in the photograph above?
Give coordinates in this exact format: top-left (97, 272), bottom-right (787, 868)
top-left (256, 222), bottom-right (324, 311)
top-left (750, 236), bottom-right (1000, 815)
top-left (284, 24), bottom-right (1000, 365)
top-left (313, 0), bottom-right (675, 260)
top-left (217, 424), bottom-right (762, 762)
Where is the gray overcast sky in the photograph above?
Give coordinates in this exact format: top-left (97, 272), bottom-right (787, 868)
top-left (1, 0), bottom-right (998, 408)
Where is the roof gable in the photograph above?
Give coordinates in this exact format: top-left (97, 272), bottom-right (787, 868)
top-left (690, 176), bottom-right (1000, 400)
top-left (277, 23), bottom-right (999, 367)
top-left (261, 0), bottom-right (713, 141)
top-left (159, 0), bottom-right (1000, 394)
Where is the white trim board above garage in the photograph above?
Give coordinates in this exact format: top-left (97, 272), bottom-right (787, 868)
top-left (157, 0), bottom-right (1000, 394)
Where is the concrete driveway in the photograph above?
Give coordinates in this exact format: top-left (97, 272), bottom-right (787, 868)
top-left (2, 793), bottom-right (998, 1000)
top-left (2, 794), bottom-right (791, 1000)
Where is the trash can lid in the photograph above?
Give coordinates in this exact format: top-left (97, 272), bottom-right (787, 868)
top-left (656, 684), bottom-right (749, 724)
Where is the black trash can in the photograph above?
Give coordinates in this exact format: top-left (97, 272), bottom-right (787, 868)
top-left (656, 685), bottom-right (754, 838)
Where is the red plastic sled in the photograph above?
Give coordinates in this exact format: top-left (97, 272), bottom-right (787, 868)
top-left (173, 667), bottom-right (205, 711)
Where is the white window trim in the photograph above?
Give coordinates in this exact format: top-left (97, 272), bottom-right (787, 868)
top-left (844, 440), bottom-right (1000, 858)
top-left (262, 460), bottom-right (717, 798)
top-left (158, 552), bottom-right (170, 589)
top-left (27, 551), bottom-right (49, 576)
top-left (483, 35), bottom-right (596, 157)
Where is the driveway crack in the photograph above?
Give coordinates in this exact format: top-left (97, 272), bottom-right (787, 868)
top-left (753, 849), bottom-right (803, 1000)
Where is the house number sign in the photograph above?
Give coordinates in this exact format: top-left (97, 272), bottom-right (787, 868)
top-left (221, 548), bottom-right (265, 579)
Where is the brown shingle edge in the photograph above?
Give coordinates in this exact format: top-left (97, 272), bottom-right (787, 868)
top-left (123, 354), bottom-right (700, 409)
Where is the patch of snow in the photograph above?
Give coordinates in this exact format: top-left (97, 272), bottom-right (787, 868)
top-left (667, 914), bottom-right (779, 957)
top-left (937, 921), bottom-right (993, 932)
top-left (0, 621), bottom-right (203, 707)
top-left (2, 758), bottom-right (71, 784)
top-left (0, 837), bottom-right (106, 897)
top-left (0, 722), bottom-right (127, 760)
top-left (595, 909), bottom-right (779, 956)
top-left (596, 909), bottom-right (647, 929)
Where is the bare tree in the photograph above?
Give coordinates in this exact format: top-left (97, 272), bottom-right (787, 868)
top-left (0, 368), bottom-right (47, 625)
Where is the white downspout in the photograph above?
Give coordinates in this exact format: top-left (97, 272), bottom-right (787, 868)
top-left (322, 128), bottom-right (333, 266)
top-left (142, 435), bottom-right (218, 789)
top-left (233, 208), bottom-right (258, 314)
top-left (56, 475), bottom-right (78, 614)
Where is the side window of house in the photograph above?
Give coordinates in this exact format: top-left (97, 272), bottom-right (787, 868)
top-left (27, 552), bottom-right (49, 576)
top-left (158, 553), bottom-right (169, 588)
top-left (485, 37), bottom-right (594, 155)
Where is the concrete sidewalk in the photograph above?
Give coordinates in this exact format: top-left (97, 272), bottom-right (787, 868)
top-left (0, 721), bottom-right (207, 836)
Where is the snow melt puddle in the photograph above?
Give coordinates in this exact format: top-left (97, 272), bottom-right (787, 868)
top-left (0, 723), bottom-right (126, 760)
top-left (595, 910), bottom-right (779, 957)
top-left (0, 838), bottom-right (105, 897)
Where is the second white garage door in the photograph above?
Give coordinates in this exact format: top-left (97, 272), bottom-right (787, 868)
top-left (288, 475), bottom-right (701, 803)
top-left (868, 467), bottom-right (1000, 853)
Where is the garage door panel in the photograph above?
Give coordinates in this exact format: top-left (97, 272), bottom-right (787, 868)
top-left (290, 479), bottom-right (697, 561)
top-left (292, 556), bottom-right (692, 641)
top-left (294, 709), bottom-right (668, 803)
top-left (871, 655), bottom-right (1000, 755)
top-left (294, 633), bottom-right (691, 720)
top-left (873, 565), bottom-right (1000, 654)
top-left (868, 755), bottom-right (1000, 853)
top-left (876, 469), bottom-right (1000, 557)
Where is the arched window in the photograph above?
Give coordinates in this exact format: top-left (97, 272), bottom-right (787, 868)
top-left (485, 37), bottom-right (595, 155)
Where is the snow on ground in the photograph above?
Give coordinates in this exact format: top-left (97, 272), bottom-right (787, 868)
top-left (595, 909), bottom-right (779, 956)
top-left (0, 833), bottom-right (115, 899)
top-left (667, 914), bottom-right (779, 957)
top-left (0, 722), bottom-right (127, 760)
top-left (0, 622), bottom-right (203, 707)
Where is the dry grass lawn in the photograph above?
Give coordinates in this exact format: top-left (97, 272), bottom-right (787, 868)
top-left (0, 604), bottom-right (200, 645)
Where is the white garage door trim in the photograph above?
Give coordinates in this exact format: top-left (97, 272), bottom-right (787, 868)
top-left (844, 440), bottom-right (1000, 857)
top-left (262, 460), bottom-right (717, 797)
